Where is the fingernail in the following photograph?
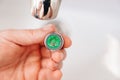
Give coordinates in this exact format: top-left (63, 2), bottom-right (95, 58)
top-left (51, 51), bottom-right (64, 63)
top-left (60, 53), bottom-right (64, 60)
top-left (42, 26), bottom-right (52, 31)
top-left (42, 24), bottom-right (54, 31)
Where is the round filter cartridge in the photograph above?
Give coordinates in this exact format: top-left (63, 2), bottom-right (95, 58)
top-left (44, 32), bottom-right (64, 50)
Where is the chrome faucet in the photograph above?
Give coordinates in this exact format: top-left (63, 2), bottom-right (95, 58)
top-left (31, 0), bottom-right (61, 20)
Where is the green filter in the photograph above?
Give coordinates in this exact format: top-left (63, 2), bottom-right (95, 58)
top-left (44, 32), bottom-right (64, 50)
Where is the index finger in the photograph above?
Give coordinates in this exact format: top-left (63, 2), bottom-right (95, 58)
top-left (62, 34), bottom-right (72, 48)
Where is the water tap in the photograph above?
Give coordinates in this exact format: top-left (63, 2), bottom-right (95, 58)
top-left (31, 0), bottom-right (62, 20)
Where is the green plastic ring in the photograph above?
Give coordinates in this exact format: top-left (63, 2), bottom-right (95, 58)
top-left (44, 32), bottom-right (64, 50)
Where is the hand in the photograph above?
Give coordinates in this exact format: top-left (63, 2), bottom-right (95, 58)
top-left (0, 24), bottom-right (72, 80)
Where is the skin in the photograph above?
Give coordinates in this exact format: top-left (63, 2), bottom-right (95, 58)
top-left (0, 24), bottom-right (72, 80)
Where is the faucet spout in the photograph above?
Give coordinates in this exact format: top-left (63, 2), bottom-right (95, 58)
top-left (31, 0), bottom-right (62, 20)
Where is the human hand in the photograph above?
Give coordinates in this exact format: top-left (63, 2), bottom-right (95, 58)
top-left (0, 24), bottom-right (72, 80)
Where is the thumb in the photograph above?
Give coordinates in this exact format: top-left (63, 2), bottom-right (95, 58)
top-left (0, 24), bottom-right (56, 46)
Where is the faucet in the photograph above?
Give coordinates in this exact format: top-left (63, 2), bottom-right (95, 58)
top-left (31, 0), bottom-right (62, 20)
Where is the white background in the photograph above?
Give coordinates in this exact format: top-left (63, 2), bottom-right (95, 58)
top-left (0, 0), bottom-right (120, 80)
